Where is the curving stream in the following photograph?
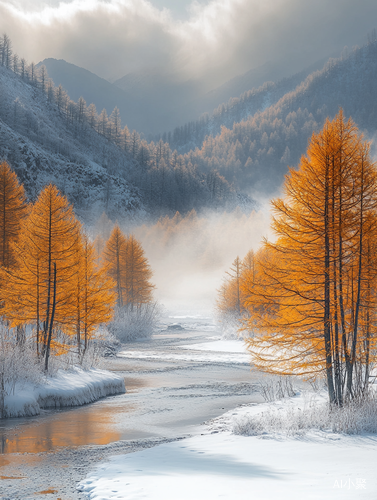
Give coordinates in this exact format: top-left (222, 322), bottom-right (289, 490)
top-left (0, 316), bottom-right (263, 499)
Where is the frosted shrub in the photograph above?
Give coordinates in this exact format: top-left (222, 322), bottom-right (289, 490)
top-left (233, 393), bottom-right (377, 436)
top-left (46, 327), bottom-right (120, 373)
top-left (80, 329), bottom-right (120, 368)
top-left (108, 303), bottom-right (160, 342)
top-left (217, 311), bottom-right (248, 340)
top-left (0, 324), bottom-right (42, 417)
top-left (259, 377), bottom-right (297, 402)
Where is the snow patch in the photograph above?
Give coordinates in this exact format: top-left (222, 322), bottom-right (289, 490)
top-left (118, 349), bottom-right (250, 364)
top-left (182, 339), bottom-right (248, 354)
top-left (78, 430), bottom-right (377, 499)
top-left (3, 368), bottom-right (125, 419)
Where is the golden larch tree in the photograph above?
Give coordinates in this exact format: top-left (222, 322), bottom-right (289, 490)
top-left (242, 111), bottom-right (377, 404)
top-left (102, 225), bottom-right (127, 307)
top-left (0, 161), bottom-right (28, 269)
top-left (124, 235), bottom-right (154, 309)
top-left (70, 232), bottom-right (116, 356)
top-left (3, 184), bottom-right (81, 371)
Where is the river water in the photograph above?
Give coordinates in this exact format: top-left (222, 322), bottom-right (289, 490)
top-left (0, 315), bottom-right (263, 499)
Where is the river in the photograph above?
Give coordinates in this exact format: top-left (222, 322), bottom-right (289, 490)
top-left (0, 315), bottom-right (262, 499)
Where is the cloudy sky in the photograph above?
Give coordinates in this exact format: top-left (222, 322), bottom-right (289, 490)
top-left (0, 0), bottom-right (376, 87)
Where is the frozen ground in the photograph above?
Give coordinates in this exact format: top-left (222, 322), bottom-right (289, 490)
top-left (0, 316), bottom-right (263, 499)
top-left (78, 429), bottom-right (377, 499)
top-left (78, 390), bottom-right (377, 499)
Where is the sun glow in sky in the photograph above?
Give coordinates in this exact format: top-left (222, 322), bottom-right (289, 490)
top-left (6, 0), bottom-right (208, 18)
top-left (0, 0), bottom-right (375, 85)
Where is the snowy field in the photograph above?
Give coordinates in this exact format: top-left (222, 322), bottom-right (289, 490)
top-left (78, 391), bottom-right (377, 499)
top-left (3, 368), bottom-right (125, 418)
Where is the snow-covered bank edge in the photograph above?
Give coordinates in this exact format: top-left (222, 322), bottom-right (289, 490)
top-left (77, 390), bottom-right (377, 499)
top-left (3, 368), bottom-right (126, 419)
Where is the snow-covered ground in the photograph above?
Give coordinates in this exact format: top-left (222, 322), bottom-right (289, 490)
top-left (78, 391), bottom-right (377, 499)
top-left (118, 337), bottom-right (250, 365)
top-left (183, 337), bottom-right (248, 353)
top-left (3, 368), bottom-right (125, 418)
top-left (3, 323), bottom-right (376, 499)
top-left (78, 430), bottom-right (376, 499)
top-left (118, 349), bottom-right (250, 364)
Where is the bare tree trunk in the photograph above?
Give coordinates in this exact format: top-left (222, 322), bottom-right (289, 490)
top-left (347, 159), bottom-right (365, 398)
top-left (324, 155), bottom-right (336, 404)
top-left (0, 370), bottom-right (5, 419)
top-left (44, 263), bottom-right (57, 373)
top-left (42, 205), bottom-right (53, 356)
top-left (331, 157), bottom-right (342, 405)
top-left (16, 325), bottom-right (25, 345)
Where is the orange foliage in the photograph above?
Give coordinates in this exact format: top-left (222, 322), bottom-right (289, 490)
top-left (70, 233), bottom-right (115, 356)
top-left (241, 111), bottom-right (377, 404)
top-left (0, 161), bottom-right (28, 269)
top-left (2, 184), bottom-right (116, 370)
top-left (102, 226), bottom-right (154, 309)
top-left (124, 235), bottom-right (154, 308)
top-left (102, 225), bottom-right (127, 307)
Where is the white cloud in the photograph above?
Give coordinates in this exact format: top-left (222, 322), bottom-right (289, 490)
top-left (0, 0), bottom-right (376, 86)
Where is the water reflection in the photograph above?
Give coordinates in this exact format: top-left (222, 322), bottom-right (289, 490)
top-left (0, 402), bottom-right (136, 454)
top-left (0, 375), bottom-right (153, 455)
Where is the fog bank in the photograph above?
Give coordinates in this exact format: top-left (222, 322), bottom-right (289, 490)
top-left (133, 209), bottom-right (273, 315)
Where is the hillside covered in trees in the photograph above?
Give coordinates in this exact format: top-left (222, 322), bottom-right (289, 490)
top-left (162, 36), bottom-right (377, 194)
top-left (3, 34), bottom-right (377, 218)
top-left (0, 35), bottom-right (245, 221)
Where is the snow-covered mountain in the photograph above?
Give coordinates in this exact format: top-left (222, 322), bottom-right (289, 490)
top-left (0, 60), bottom-right (246, 223)
top-left (4, 38), bottom-right (377, 216)
top-left (0, 65), bottom-right (143, 224)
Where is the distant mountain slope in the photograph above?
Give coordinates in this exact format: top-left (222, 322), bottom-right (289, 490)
top-left (40, 59), bottom-right (205, 135)
top-left (38, 58), bottom-right (146, 132)
top-left (112, 67), bottom-right (203, 136)
top-left (162, 63), bottom-right (328, 154)
top-left (41, 54), bottom-right (329, 138)
top-left (195, 56), bottom-right (330, 120)
top-left (0, 65), bottom-right (142, 222)
top-left (0, 60), bottom-right (245, 222)
top-left (182, 40), bottom-right (377, 195)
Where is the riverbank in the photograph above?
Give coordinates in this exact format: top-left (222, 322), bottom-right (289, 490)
top-left (0, 323), bottom-right (263, 498)
top-left (2, 368), bottom-right (126, 419)
top-left (78, 391), bottom-right (377, 499)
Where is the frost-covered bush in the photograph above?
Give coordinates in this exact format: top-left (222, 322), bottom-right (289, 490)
top-left (81, 329), bottom-right (121, 367)
top-left (108, 303), bottom-right (160, 342)
top-left (0, 324), bottom-right (42, 417)
top-left (216, 311), bottom-right (249, 340)
top-left (46, 327), bottom-right (120, 374)
top-left (233, 393), bottom-right (377, 436)
top-left (259, 377), bottom-right (297, 402)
